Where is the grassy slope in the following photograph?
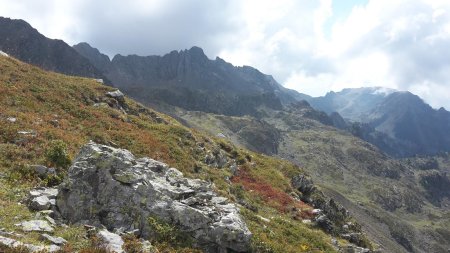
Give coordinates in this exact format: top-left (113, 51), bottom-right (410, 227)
top-left (0, 55), bottom-right (337, 252)
top-left (178, 109), bottom-right (450, 253)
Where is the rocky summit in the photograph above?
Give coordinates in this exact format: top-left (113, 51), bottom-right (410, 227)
top-left (56, 141), bottom-right (252, 252)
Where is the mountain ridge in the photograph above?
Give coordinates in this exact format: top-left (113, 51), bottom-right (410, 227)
top-left (73, 42), bottom-right (306, 116)
top-left (0, 17), bottom-right (109, 82)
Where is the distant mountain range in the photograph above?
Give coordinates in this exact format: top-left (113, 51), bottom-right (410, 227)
top-left (1, 16), bottom-right (450, 158)
top-left (307, 87), bottom-right (450, 157)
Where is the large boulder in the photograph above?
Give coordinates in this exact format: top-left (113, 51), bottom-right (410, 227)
top-left (57, 142), bottom-right (251, 252)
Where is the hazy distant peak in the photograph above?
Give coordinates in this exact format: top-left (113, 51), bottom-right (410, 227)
top-left (370, 87), bottom-right (397, 96)
top-left (336, 86), bottom-right (397, 96)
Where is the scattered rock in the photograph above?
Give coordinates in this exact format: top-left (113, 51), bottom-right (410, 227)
top-left (205, 149), bottom-right (228, 168)
top-left (49, 119), bottom-right (59, 127)
top-left (30, 196), bottom-right (51, 211)
top-left (93, 102), bottom-right (109, 108)
top-left (97, 229), bottom-right (124, 253)
top-left (0, 228), bottom-right (22, 238)
top-left (292, 174), bottom-right (316, 199)
top-left (257, 215), bottom-right (271, 223)
top-left (141, 240), bottom-right (153, 252)
top-left (292, 174), bottom-right (350, 235)
top-left (106, 90), bottom-right (125, 101)
top-left (229, 163), bottom-right (238, 176)
top-left (17, 130), bottom-right (37, 136)
top-left (6, 117), bottom-right (16, 123)
top-left (302, 219), bottom-right (312, 224)
top-left (45, 216), bottom-right (56, 226)
top-left (0, 235), bottom-right (60, 252)
top-left (95, 79), bottom-right (104, 83)
top-left (29, 188), bottom-right (58, 199)
top-left (0, 51), bottom-right (8, 57)
top-left (31, 165), bottom-right (57, 179)
top-left (315, 215), bottom-right (333, 233)
top-left (28, 187), bottom-right (58, 211)
top-left (340, 244), bottom-right (371, 253)
top-left (341, 233), bottom-right (367, 247)
top-left (216, 133), bottom-right (226, 138)
top-left (57, 142), bottom-right (252, 252)
top-left (14, 130), bottom-right (38, 145)
top-left (40, 233), bottom-right (67, 245)
top-left (16, 220), bottom-right (54, 233)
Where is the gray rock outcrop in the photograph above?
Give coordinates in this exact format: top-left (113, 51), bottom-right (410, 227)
top-left (57, 142), bottom-right (251, 252)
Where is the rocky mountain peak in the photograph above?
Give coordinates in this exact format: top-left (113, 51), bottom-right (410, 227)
top-left (186, 46), bottom-right (207, 58)
top-left (0, 17), bottom-right (108, 81)
top-left (73, 42), bottom-right (111, 72)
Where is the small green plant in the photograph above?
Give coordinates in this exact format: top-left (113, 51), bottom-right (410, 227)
top-left (45, 140), bottom-right (71, 170)
top-left (148, 216), bottom-right (178, 243)
top-left (147, 216), bottom-right (194, 249)
top-left (7, 163), bottom-right (38, 184)
top-left (0, 244), bottom-right (31, 253)
top-left (43, 173), bottom-right (63, 187)
top-left (122, 234), bottom-right (144, 253)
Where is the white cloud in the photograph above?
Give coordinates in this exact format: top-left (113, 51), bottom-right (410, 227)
top-left (284, 0), bottom-right (450, 109)
top-left (0, 0), bottom-right (450, 108)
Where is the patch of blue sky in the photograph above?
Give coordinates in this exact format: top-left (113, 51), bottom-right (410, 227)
top-left (323, 0), bottom-right (369, 38)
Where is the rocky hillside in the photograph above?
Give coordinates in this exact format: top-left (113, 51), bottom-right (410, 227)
top-left (177, 102), bottom-right (450, 253)
top-left (73, 43), bottom-right (302, 116)
top-left (0, 17), bottom-right (108, 82)
top-left (0, 53), bottom-right (374, 252)
top-left (308, 87), bottom-right (450, 157)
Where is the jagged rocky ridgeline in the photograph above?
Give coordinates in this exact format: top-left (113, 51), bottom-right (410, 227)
top-left (56, 141), bottom-right (252, 252)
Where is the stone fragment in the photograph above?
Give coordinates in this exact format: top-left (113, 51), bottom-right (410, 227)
top-left (40, 233), bottom-right (67, 245)
top-left (97, 229), bottom-right (124, 253)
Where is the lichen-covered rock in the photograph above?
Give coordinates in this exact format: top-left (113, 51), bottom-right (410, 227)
top-left (97, 229), bottom-right (124, 253)
top-left (40, 233), bottom-right (67, 245)
top-left (28, 187), bottom-right (58, 211)
top-left (0, 235), bottom-right (60, 252)
top-left (57, 142), bottom-right (251, 252)
top-left (292, 174), bottom-right (316, 199)
top-left (204, 149), bottom-right (228, 168)
top-left (15, 220), bottom-right (54, 233)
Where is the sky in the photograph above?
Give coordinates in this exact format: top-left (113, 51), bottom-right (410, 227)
top-left (1, 0), bottom-right (450, 109)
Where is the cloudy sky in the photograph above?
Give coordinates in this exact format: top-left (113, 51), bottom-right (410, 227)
top-left (1, 0), bottom-right (450, 109)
